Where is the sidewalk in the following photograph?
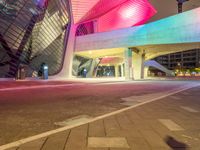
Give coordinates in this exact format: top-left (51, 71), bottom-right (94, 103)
top-left (2, 86), bottom-right (200, 150)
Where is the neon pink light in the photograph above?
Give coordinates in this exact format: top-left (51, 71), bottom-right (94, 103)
top-left (79, 0), bottom-right (128, 23)
top-left (71, 0), bottom-right (99, 23)
top-left (100, 57), bottom-right (122, 64)
top-left (97, 0), bottom-right (156, 32)
top-left (121, 3), bottom-right (140, 19)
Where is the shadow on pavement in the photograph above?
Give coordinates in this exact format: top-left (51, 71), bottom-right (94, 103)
top-left (165, 136), bottom-right (188, 150)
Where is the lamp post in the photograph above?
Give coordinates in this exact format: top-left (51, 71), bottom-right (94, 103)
top-left (176, 0), bottom-right (189, 13)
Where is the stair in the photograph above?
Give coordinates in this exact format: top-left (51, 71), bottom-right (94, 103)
top-left (144, 60), bottom-right (175, 77)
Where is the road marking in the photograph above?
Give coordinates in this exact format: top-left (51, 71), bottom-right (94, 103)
top-left (158, 119), bottom-right (184, 131)
top-left (182, 134), bottom-right (199, 141)
top-left (88, 137), bottom-right (130, 148)
top-left (180, 106), bottom-right (199, 113)
top-left (0, 84), bottom-right (199, 150)
top-left (0, 83), bottom-right (85, 92)
top-left (54, 115), bottom-right (92, 127)
top-left (121, 92), bottom-right (171, 106)
top-left (182, 92), bottom-right (190, 95)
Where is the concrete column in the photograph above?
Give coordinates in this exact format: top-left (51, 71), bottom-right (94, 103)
top-left (87, 58), bottom-right (99, 78)
top-left (144, 66), bottom-right (149, 78)
top-left (124, 48), bottom-right (133, 80)
top-left (51, 24), bottom-right (77, 79)
top-left (132, 52), bottom-right (145, 80)
top-left (115, 65), bottom-right (119, 77)
top-left (51, 0), bottom-right (77, 79)
top-left (60, 25), bottom-right (77, 78)
top-left (121, 64), bottom-right (124, 77)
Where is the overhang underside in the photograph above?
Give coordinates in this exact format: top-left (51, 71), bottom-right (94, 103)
top-left (76, 42), bottom-right (200, 60)
top-left (75, 7), bottom-right (200, 60)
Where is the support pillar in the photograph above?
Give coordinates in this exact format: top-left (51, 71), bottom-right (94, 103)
top-left (144, 66), bottom-right (149, 78)
top-left (115, 65), bottom-right (119, 77)
top-left (52, 0), bottom-right (77, 79)
top-left (87, 58), bottom-right (100, 78)
top-left (124, 48), bottom-right (133, 80)
top-left (121, 64), bottom-right (124, 77)
top-left (132, 51), bottom-right (145, 80)
top-left (53, 24), bottom-right (77, 79)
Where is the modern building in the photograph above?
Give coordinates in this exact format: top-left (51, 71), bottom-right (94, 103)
top-left (155, 49), bottom-right (200, 71)
top-left (0, 0), bottom-right (69, 78)
top-left (0, 0), bottom-right (200, 79)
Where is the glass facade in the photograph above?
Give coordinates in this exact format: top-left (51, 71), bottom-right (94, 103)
top-left (72, 55), bottom-right (93, 77)
top-left (0, 0), bottom-right (70, 78)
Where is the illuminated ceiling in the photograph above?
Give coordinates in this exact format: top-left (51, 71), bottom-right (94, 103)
top-left (71, 0), bottom-right (156, 32)
top-left (71, 0), bottom-right (200, 24)
top-left (76, 48), bottom-right (125, 58)
top-left (71, 0), bottom-right (99, 23)
top-left (76, 43), bottom-right (200, 61)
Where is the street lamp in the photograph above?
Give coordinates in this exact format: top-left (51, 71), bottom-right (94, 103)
top-left (176, 0), bottom-right (189, 13)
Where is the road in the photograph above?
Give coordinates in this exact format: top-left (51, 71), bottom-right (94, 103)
top-left (0, 80), bottom-right (199, 146)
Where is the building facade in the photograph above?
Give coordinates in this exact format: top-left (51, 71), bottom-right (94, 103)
top-left (155, 49), bottom-right (200, 70)
top-left (0, 0), bottom-right (70, 78)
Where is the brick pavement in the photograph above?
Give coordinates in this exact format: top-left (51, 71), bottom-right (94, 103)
top-left (2, 86), bottom-right (200, 150)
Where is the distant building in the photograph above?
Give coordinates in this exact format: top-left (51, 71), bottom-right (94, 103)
top-left (155, 49), bottom-right (200, 70)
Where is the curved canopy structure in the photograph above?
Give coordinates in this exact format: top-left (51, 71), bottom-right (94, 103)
top-left (71, 0), bottom-right (156, 32)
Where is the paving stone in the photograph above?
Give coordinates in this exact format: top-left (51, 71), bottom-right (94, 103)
top-left (87, 148), bottom-right (108, 150)
top-left (125, 110), bottom-right (141, 120)
top-left (132, 119), bottom-right (153, 131)
top-left (158, 119), bottom-right (184, 131)
top-left (126, 120), bottom-right (151, 130)
top-left (110, 148), bottom-right (131, 150)
top-left (89, 120), bottom-right (105, 137)
top-left (174, 119), bottom-right (200, 130)
top-left (65, 124), bottom-right (88, 150)
top-left (151, 148), bottom-right (170, 150)
top-left (140, 130), bottom-right (169, 149)
top-left (5, 147), bottom-right (18, 150)
top-left (127, 137), bottom-right (150, 150)
top-left (148, 119), bottom-right (178, 140)
top-left (115, 112), bottom-right (134, 129)
top-left (88, 137), bottom-right (129, 148)
top-left (42, 130), bottom-right (70, 150)
top-left (180, 106), bottom-right (199, 113)
top-left (104, 116), bottom-right (121, 136)
top-left (18, 138), bottom-right (46, 150)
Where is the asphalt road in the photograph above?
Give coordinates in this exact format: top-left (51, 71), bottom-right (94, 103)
top-left (0, 80), bottom-right (199, 146)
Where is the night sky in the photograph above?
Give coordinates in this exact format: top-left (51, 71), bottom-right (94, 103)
top-left (149, 0), bottom-right (200, 22)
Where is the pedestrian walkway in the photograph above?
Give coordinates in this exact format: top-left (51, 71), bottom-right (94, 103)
top-left (2, 86), bottom-right (200, 150)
